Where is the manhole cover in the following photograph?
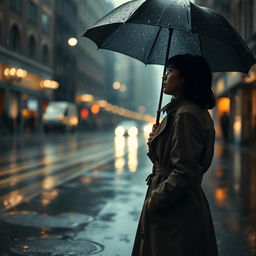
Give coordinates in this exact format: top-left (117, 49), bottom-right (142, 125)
top-left (10, 237), bottom-right (104, 256)
top-left (0, 211), bottom-right (93, 228)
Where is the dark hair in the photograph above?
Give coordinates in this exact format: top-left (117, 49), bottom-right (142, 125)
top-left (167, 54), bottom-right (216, 110)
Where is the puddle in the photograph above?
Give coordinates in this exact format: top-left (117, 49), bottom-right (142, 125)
top-left (0, 211), bottom-right (94, 228)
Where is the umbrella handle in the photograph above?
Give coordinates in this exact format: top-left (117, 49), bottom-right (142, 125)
top-left (155, 28), bottom-right (173, 126)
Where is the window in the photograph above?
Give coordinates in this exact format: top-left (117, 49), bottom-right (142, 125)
top-left (28, 35), bottom-right (36, 58)
top-left (28, 1), bottom-right (38, 24)
top-left (9, 25), bottom-right (21, 52)
top-left (10, 0), bottom-right (22, 13)
top-left (41, 12), bottom-right (51, 34)
top-left (42, 45), bottom-right (49, 65)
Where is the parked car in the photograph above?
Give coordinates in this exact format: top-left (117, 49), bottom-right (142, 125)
top-left (114, 120), bottom-right (138, 136)
top-left (43, 101), bottom-right (78, 133)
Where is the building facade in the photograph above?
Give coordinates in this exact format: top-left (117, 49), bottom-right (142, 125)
top-left (53, 0), bottom-right (79, 103)
top-left (196, 0), bottom-right (256, 145)
top-left (0, 0), bottom-right (56, 135)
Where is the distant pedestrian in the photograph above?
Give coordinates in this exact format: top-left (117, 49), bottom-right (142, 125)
top-left (132, 54), bottom-right (218, 256)
top-left (220, 111), bottom-right (230, 142)
top-left (1, 110), bottom-right (10, 135)
top-left (29, 113), bottom-right (36, 133)
top-left (16, 112), bottom-right (22, 133)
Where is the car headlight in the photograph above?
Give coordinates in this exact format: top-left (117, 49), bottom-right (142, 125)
top-left (115, 126), bottom-right (125, 136)
top-left (128, 126), bottom-right (138, 136)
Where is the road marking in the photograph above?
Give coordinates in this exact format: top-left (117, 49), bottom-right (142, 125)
top-left (0, 136), bottom-right (146, 211)
top-left (0, 135), bottom-right (113, 169)
top-left (0, 145), bottom-right (114, 189)
top-left (0, 141), bottom-right (113, 177)
top-left (0, 149), bottom-right (116, 212)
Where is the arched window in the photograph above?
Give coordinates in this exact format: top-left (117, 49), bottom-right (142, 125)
top-left (42, 45), bottom-right (49, 65)
top-left (28, 35), bottom-right (36, 58)
top-left (9, 25), bottom-right (21, 52)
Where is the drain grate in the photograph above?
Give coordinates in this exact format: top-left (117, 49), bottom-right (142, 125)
top-left (10, 237), bottom-right (104, 256)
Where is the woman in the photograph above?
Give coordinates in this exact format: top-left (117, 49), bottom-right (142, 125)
top-left (131, 54), bottom-right (219, 256)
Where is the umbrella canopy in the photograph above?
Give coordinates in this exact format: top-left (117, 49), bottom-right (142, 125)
top-left (84, 0), bottom-right (256, 73)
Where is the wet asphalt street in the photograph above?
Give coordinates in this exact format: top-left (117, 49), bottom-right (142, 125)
top-left (0, 131), bottom-right (255, 256)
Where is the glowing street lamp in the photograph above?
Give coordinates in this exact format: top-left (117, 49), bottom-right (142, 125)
top-left (113, 81), bottom-right (121, 89)
top-left (68, 37), bottom-right (78, 47)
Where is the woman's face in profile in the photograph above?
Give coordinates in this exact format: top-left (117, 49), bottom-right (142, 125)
top-left (162, 67), bottom-right (184, 97)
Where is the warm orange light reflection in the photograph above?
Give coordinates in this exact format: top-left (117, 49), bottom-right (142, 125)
top-left (233, 116), bottom-right (242, 136)
top-left (217, 97), bottom-right (230, 115)
top-left (22, 108), bottom-right (30, 118)
top-left (76, 96), bottom-right (155, 122)
top-left (216, 79), bottom-right (225, 94)
top-left (81, 94), bottom-right (94, 102)
top-left (42, 176), bottom-right (55, 190)
top-left (40, 189), bottom-right (59, 206)
top-left (40, 80), bottom-right (59, 89)
top-left (70, 117), bottom-right (78, 125)
top-left (3, 191), bottom-right (24, 208)
top-left (215, 187), bottom-right (228, 207)
top-left (91, 104), bottom-right (100, 114)
top-left (215, 188), bottom-right (227, 200)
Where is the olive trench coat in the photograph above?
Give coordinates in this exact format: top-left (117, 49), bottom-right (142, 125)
top-left (131, 97), bottom-right (219, 256)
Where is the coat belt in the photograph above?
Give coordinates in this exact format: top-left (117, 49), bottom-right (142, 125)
top-left (145, 164), bottom-right (203, 187)
top-left (145, 164), bottom-right (171, 185)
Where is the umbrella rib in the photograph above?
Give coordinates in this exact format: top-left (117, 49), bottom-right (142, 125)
top-left (145, 26), bottom-right (162, 64)
top-left (98, 23), bottom-right (123, 49)
top-left (197, 33), bottom-right (202, 56)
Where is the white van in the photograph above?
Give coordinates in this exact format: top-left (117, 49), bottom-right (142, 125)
top-left (43, 101), bottom-right (78, 133)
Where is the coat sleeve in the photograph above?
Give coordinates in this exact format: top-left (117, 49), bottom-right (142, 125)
top-left (149, 112), bottom-right (205, 212)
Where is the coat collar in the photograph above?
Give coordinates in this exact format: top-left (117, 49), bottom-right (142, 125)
top-left (148, 97), bottom-right (196, 162)
top-left (160, 96), bottom-right (195, 114)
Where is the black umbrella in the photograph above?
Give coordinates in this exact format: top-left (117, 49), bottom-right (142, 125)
top-left (83, 0), bottom-right (256, 124)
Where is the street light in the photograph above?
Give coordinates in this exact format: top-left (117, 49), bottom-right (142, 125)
top-left (68, 37), bottom-right (78, 47)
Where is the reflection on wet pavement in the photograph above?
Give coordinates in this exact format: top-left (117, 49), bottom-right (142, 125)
top-left (0, 211), bottom-right (93, 228)
top-left (0, 133), bottom-right (256, 255)
top-left (203, 140), bottom-right (256, 255)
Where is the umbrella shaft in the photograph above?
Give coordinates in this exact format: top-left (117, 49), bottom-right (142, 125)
top-left (156, 28), bottom-right (173, 125)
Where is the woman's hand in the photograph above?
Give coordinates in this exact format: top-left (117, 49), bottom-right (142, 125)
top-left (147, 123), bottom-right (159, 146)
